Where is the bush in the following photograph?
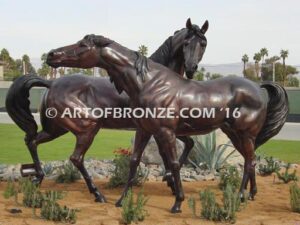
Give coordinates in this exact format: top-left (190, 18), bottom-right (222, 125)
top-left (290, 183), bottom-right (300, 213)
top-left (188, 131), bottom-right (236, 173)
top-left (121, 188), bottom-right (148, 224)
top-left (107, 148), bottom-right (148, 188)
top-left (258, 156), bottom-right (280, 176)
top-left (20, 177), bottom-right (44, 208)
top-left (276, 163), bottom-right (298, 183)
top-left (41, 190), bottom-right (77, 223)
top-left (3, 179), bottom-right (19, 205)
top-left (55, 162), bottom-right (81, 184)
top-left (189, 184), bottom-right (242, 223)
top-left (219, 166), bottom-right (241, 192)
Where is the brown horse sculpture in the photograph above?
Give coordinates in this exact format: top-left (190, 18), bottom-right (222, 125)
top-left (45, 33), bottom-right (288, 213)
top-left (5, 19), bottom-right (209, 202)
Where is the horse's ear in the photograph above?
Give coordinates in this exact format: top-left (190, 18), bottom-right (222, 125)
top-left (201, 20), bottom-right (209, 34)
top-left (186, 18), bottom-right (193, 30)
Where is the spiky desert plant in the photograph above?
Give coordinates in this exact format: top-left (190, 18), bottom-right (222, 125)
top-left (276, 163), bottom-right (298, 183)
top-left (290, 183), bottom-right (300, 213)
top-left (121, 188), bottom-right (148, 224)
top-left (258, 156), bottom-right (280, 176)
top-left (188, 131), bottom-right (236, 173)
top-left (219, 166), bottom-right (242, 192)
top-left (55, 161), bottom-right (81, 184)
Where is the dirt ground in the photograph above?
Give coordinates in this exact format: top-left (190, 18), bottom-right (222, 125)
top-left (0, 169), bottom-right (300, 225)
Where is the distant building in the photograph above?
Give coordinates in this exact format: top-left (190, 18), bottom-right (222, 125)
top-left (0, 61), bottom-right (5, 80)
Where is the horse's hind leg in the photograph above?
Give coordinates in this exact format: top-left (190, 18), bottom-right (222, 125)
top-left (25, 128), bottom-right (67, 184)
top-left (70, 128), bottom-right (106, 203)
top-left (221, 128), bottom-right (256, 201)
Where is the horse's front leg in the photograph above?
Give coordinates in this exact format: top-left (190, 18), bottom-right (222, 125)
top-left (70, 129), bottom-right (107, 203)
top-left (162, 136), bottom-right (194, 194)
top-left (115, 129), bottom-right (151, 207)
top-left (155, 128), bottom-right (184, 213)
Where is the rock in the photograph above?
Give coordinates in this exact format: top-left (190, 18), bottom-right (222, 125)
top-left (139, 137), bottom-right (184, 165)
top-left (203, 173), bottom-right (215, 181)
top-left (190, 174), bottom-right (205, 181)
top-left (182, 177), bottom-right (196, 182)
top-left (9, 208), bottom-right (22, 214)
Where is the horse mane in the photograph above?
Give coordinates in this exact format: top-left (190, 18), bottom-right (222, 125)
top-left (85, 34), bottom-right (113, 47)
top-left (149, 35), bottom-right (172, 66)
top-left (135, 52), bottom-right (149, 82)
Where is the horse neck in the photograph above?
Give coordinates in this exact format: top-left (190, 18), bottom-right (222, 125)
top-left (98, 44), bottom-right (147, 101)
top-left (149, 28), bottom-right (187, 76)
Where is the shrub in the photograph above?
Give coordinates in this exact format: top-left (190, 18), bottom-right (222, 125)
top-left (188, 131), bottom-right (236, 173)
top-left (55, 162), bottom-right (81, 184)
top-left (290, 183), bottom-right (300, 213)
top-left (121, 188), bottom-right (148, 224)
top-left (258, 156), bottom-right (280, 176)
top-left (3, 179), bottom-right (19, 205)
top-left (189, 184), bottom-right (242, 223)
top-left (20, 177), bottom-right (44, 208)
top-left (276, 163), bottom-right (298, 184)
top-left (107, 148), bottom-right (148, 188)
top-left (41, 190), bottom-right (77, 223)
top-left (43, 163), bottom-right (54, 176)
top-left (219, 166), bottom-right (241, 192)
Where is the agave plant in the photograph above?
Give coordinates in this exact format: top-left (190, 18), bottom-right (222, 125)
top-left (188, 131), bottom-right (236, 173)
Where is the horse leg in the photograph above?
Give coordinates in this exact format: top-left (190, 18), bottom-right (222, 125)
top-left (115, 129), bottom-right (151, 207)
top-left (236, 135), bottom-right (256, 201)
top-left (177, 136), bottom-right (194, 167)
top-left (162, 136), bottom-right (194, 194)
top-left (70, 129), bottom-right (106, 203)
top-left (155, 128), bottom-right (184, 213)
top-left (159, 146), bottom-right (176, 195)
top-left (25, 128), bottom-right (67, 184)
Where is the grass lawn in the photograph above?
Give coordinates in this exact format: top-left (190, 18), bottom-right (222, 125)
top-left (257, 140), bottom-right (300, 163)
top-left (0, 124), bottom-right (134, 164)
top-left (0, 124), bottom-right (299, 164)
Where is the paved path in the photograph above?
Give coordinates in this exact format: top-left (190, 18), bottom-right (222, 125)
top-left (0, 112), bottom-right (299, 141)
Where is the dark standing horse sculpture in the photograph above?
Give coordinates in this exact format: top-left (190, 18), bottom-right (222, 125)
top-left (46, 33), bottom-right (288, 213)
top-left (5, 19), bottom-right (209, 202)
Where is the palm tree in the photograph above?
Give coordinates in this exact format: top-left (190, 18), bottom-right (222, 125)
top-left (253, 53), bottom-right (262, 79)
top-left (138, 45), bottom-right (148, 56)
top-left (280, 49), bottom-right (289, 86)
top-left (241, 54), bottom-right (249, 77)
top-left (260, 48), bottom-right (268, 64)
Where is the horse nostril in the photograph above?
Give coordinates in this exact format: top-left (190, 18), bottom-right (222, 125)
top-left (193, 64), bottom-right (198, 71)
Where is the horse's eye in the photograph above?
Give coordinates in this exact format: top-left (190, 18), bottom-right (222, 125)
top-left (200, 40), bottom-right (207, 47)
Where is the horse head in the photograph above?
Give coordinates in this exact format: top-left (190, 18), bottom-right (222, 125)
top-left (183, 18), bottom-right (208, 79)
top-left (46, 34), bottom-right (112, 68)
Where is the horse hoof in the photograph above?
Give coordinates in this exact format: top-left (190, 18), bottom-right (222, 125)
top-left (95, 196), bottom-right (107, 203)
top-left (239, 193), bottom-right (245, 203)
top-left (115, 200), bottom-right (122, 207)
top-left (248, 193), bottom-right (255, 201)
top-left (170, 207), bottom-right (182, 214)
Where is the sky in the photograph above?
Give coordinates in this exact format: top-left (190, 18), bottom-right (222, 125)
top-left (0, 0), bottom-right (300, 66)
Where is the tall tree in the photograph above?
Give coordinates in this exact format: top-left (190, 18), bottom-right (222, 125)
top-left (280, 49), bottom-right (289, 86)
top-left (38, 53), bottom-right (51, 78)
top-left (253, 53), bottom-right (261, 79)
top-left (241, 54), bottom-right (249, 77)
top-left (21, 54), bottom-right (36, 74)
top-left (260, 48), bottom-right (268, 64)
top-left (138, 45), bottom-right (148, 56)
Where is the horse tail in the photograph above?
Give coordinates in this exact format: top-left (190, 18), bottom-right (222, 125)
top-left (5, 75), bottom-right (52, 143)
top-left (255, 82), bottom-right (289, 149)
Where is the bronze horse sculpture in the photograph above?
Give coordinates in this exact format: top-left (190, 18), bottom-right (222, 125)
top-left (6, 19), bottom-right (209, 202)
top-left (46, 33), bottom-right (288, 213)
